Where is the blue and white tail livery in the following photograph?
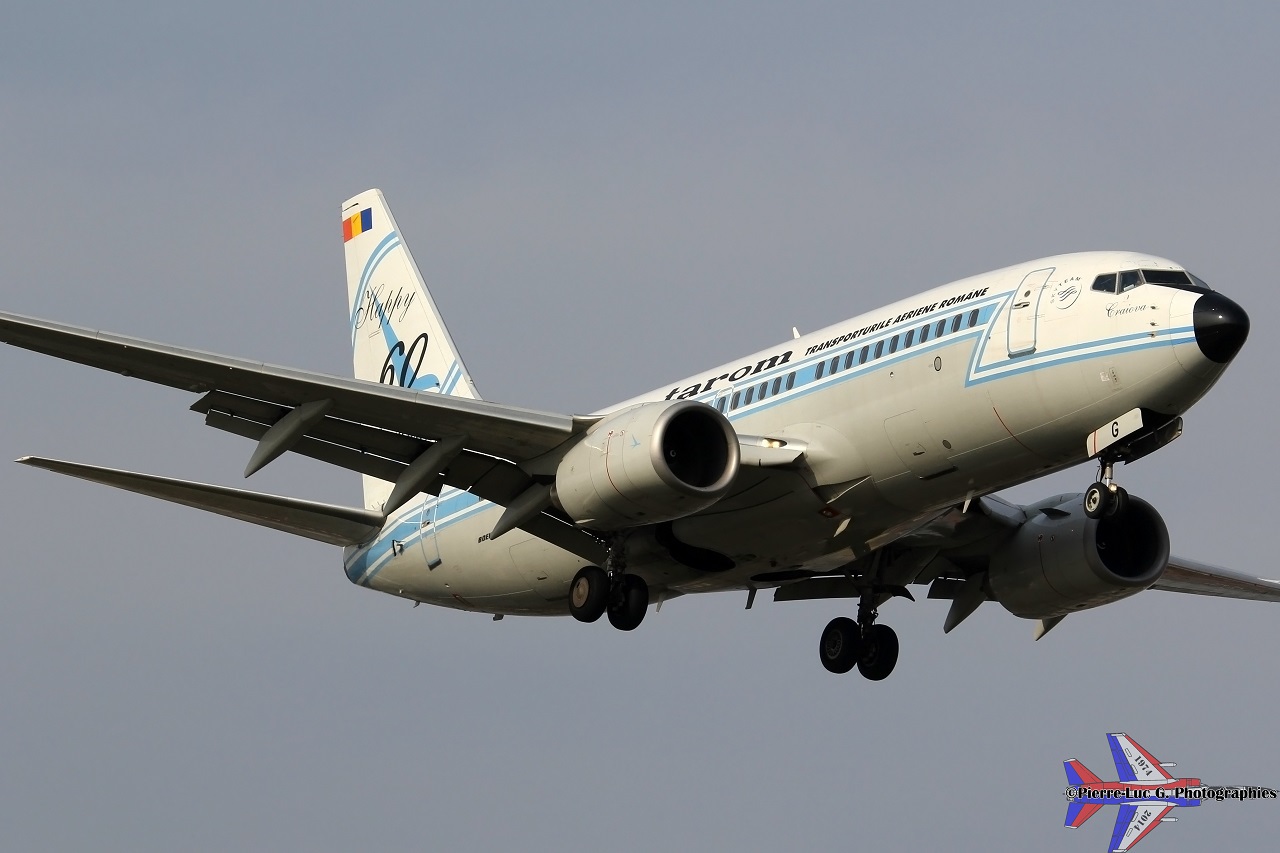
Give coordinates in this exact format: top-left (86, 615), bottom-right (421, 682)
top-left (342, 189), bottom-right (480, 509)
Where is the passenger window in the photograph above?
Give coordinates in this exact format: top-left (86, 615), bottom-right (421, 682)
top-left (1119, 270), bottom-right (1141, 292)
top-left (903, 329), bottom-right (914, 348)
top-left (771, 377), bottom-right (782, 396)
top-left (967, 309), bottom-right (979, 328)
top-left (859, 345), bottom-right (869, 364)
top-left (716, 396), bottom-right (727, 413)
top-left (919, 324), bottom-right (930, 343)
top-left (758, 381), bottom-right (769, 400)
top-left (950, 315), bottom-right (962, 333)
top-left (888, 335), bottom-right (899, 354)
top-left (874, 340), bottom-right (884, 359)
top-left (744, 387), bottom-right (755, 405)
top-left (786, 372), bottom-right (795, 390)
top-left (935, 319), bottom-right (946, 338)
top-left (815, 361), bottom-right (825, 380)
top-left (1092, 273), bottom-right (1117, 293)
top-left (844, 351), bottom-right (855, 370)
top-left (731, 392), bottom-right (741, 410)
top-left (830, 355), bottom-right (840, 374)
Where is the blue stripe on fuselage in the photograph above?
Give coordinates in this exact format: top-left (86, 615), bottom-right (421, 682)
top-left (344, 489), bottom-right (488, 586)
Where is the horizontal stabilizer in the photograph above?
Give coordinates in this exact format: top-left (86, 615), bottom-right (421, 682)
top-left (1065, 758), bottom-right (1103, 787)
top-left (1065, 801), bottom-right (1104, 829)
top-left (17, 457), bottom-right (384, 546)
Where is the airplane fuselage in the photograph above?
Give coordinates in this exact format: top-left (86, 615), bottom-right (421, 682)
top-left (343, 250), bottom-right (1242, 616)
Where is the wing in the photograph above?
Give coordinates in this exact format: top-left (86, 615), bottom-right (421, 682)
top-left (1109, 803), bottom-right (1175, 852)
top-left (0, 311), bottom-right (587, 461)
top-left (0, 311), bottom-right (613, 560)
top-left (1108, 733), bottom-right (1174, 783)
top-left (1153, 556), bottom-right (1280, 602)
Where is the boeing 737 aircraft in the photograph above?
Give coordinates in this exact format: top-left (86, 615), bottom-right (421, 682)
top-left (1, 189), bottom-right (1272, 680)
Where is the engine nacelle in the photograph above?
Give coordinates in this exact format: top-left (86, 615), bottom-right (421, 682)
top-left (987, 493), bottom-right (1169, 619)
top-left (553, 400), bottom-right (739, 530)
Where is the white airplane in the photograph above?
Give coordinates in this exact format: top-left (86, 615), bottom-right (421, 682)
top-left (1, 188), bottom-right (1271, 680)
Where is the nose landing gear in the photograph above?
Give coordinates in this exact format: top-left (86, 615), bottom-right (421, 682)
top-left (1084, 457), bottom-right (1129, 520)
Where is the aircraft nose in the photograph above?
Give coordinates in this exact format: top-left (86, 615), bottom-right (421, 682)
top-left (1193, 291), bottom-right (1250, 363)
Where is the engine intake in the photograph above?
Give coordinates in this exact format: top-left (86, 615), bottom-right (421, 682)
top-left (553, 400), bottom-right (740, 529)
top-left (987, 493), bottom-right (1169, 619)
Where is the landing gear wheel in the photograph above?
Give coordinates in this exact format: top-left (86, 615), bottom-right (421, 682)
top-left (819, 617), bottom-right (861, 674)
top-left (569, 566), bottom-right (608, 623)
top-left (606, 574), bottom-right (649, 631)
top-left (1084, 482), bottom-right (1111, 519)
top-left (857, 624), bottom-right (899, 681)
top-left (1104, 486), bottom-right (1129, 518)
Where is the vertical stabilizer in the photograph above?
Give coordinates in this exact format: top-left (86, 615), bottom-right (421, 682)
top-left (342, 188), bottom-right (481, 510)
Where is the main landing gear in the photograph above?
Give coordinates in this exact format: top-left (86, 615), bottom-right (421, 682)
top-left (819, 594), bottom-right (899, 680)
top-left (568, 566), bottom-right (650, 632)
top-left (1083, 457), bottom-right (1129, 520)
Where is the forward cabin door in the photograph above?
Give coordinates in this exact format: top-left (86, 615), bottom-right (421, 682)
top-left (1006, 267), bottom-right (1055, 357)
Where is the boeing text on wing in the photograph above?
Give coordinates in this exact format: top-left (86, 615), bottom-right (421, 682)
top-left (0, 187), bottom-right (1266, 681)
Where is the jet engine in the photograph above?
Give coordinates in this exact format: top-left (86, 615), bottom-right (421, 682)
top-left (553, 400), bottom-right (739, 529)
top-left (987, 493), bottom-right (1169, 619)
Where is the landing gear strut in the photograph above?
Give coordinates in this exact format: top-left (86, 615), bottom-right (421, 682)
top-left (1084, 457), bottom-right (1129, 520)
top-left (819, 594), bottom-right (900, 680)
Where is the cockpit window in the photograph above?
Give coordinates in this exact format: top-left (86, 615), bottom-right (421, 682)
top-left (1092, 273), bottom-right (1117, 293)
top-left (1189, 272), bottom-right (1212, 290)
top-left (1141, 269), bottom-right (1192, 285)
top-left (1118, 270), bottom-right (1142, 292)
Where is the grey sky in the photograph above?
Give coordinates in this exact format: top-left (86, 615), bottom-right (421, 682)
top-left (2, 3), bottom-right (1278, 850)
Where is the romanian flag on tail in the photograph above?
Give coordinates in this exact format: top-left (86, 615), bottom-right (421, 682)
top-left (343, 208), bottom-right (373, 242)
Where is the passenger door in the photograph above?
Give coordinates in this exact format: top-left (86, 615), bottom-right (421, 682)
top-left (1006, 268), bottom-right (1055, 357)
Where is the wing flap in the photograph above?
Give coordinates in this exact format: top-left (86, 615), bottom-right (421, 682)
top-left (1154, 557), bottom-right (1280, 602)
top-left (16, 457), bottom-right (384, 546)
top-left (0, 311), bottom-right (580, 460)
top-left (199, 409), bottom-right (607, 563)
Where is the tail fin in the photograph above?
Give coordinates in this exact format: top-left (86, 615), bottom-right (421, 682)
top-left (342, 188), bottom-right (481, 510)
